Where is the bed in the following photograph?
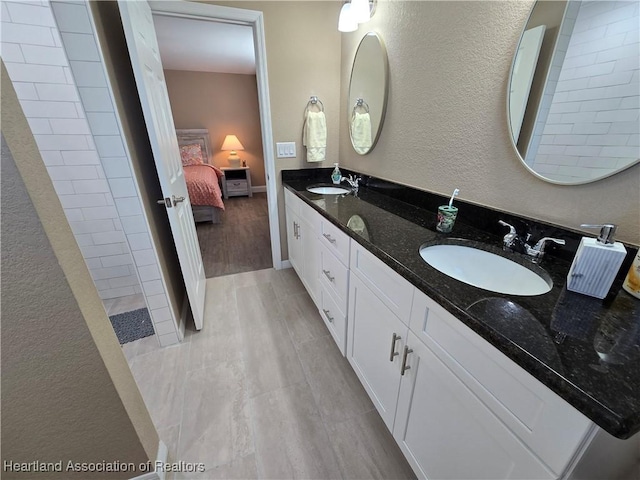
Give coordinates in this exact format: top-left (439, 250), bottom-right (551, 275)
top-left (176, 129), bottom-right (225, 223)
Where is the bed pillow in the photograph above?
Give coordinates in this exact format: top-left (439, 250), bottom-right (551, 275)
top-left (180, 143), bottom-right (204, 166)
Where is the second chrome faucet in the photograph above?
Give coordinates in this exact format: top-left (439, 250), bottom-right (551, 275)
top-left (498, 220), bottom-right (565, 263)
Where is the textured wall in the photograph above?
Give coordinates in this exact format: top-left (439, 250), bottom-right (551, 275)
top-left (339, 0), bottom-right (640, 245)
top-left (165, 69), bottom-right (266, 187)
top-left (1, 62), bottom-right (157, 479)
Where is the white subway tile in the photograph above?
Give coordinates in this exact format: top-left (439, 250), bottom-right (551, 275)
top-left (1, 43), bottom-right (24, 63)
top-left (104, 193), bottom-right (115, 206)
top-left (108, 275), bottom-right (140, 289)
top-left (92, 230), bottom-right (127, 245)
top-left (601, 145), bottom-right (640, 157)
top-left (34, 83), bottom-right (79, 102)
top-left (1, 21), bottom-right (54, 46)
top-left (41, 150), bottom-right (64, 166)
top-left (556, 77), bottom-right (590, 93)
top-left (5, 2), bottom-right (55, 26)
top-left (50, 1), bottom-right (92, 33)
top-left (127, 232), bottom-right (152, 251)
top-left (94, 279), bottom-right (111, 292)
top-left (20, 100), bottom-right (77, 118)
top-left (138, 264), bottom-right (160, 282)
top-left (21, 44), bottom-right (67, 66)
top-left (76, 102), bottom-right (86, 118)
top-left (78, 87), bottom-right (113, 112)
top-left (571, 123), bottom-right (612, 135)
top-left (567, 86), bottom-right (609, 102)
top-left (1, 2), bottom-right (11, 21)
top-left (12, 82), bottom-right (38, 100)
top-left (606, 16), bottom-right (639, 37)
top-left (143, 280), bottom-right (164, 296)
top-left (80, 243), bottom-right (125, 258)
top-left (560, 111), bottom-right (598, 124)
top-left (99, 287), bottom-right (137, 300)
top-left (81, 205), bottom-right (119, 220)
top-left (48, 118), bottom-right (91, 135)
top-left (61, 149), bottom-right (100, 165)
top-left (68, 60), bottom-right (105, 87)
top-left (614, 54), bottom-right (639, 73)
top-left (63, 66), bottom-right (74, 84)
top-left (51, 28), bottom-right (63, 48)
top-left (586, 134), bottom-right (631, 146)
top-left (577, 156), bottom-right (620, 168)
top-left (589, 70), bottom-right (634, 88)
top-left (5, 62), bottom-right (67, 84)
top-left (620, 96), bottom-right (640, 110)
top-left (570, 25), bottom-right (607, 47)
top-left (595, 109), bottom-right (638, 123)
top-left (86, 112), bottom-right (119, 135)
top-left (74, 233), bottom-right (94, 247)
top-left (134, 285), bottom-right (143, 295)
top-left (564, 145), bottom-right (603, 156)
top-left (153, 320), bottom-right (175, 336)
top-left (100, 157), bottom-right (131, 178)
top-left (60, 32), bottom-right (99, 61)
top-left (597, 43), bottom-right (640, 64)
top-left (607, 82), bottom-right (640, 98)
top-left (146, 294), bottom-right (168, 310)
top-left (90, 265), bottom-right (132, 281)
top-left (107, 177), bottom-right (137, 198)
top-left (72, 178), bottom-right (110, 194)
top-left (549, 102), bottom-right (581, 114)
top-left (94, 135), bottom-right (125, 157)
top-left (34, 134), bottom-right (89, 151)
top-left (563, 52), bottom-right (597, 69)
top-left (115, 197), bottom-right (142, 217)
top-left (52, 180), bottom-right (74, 195)
top-left (27, 118), bottom-right (52, 134)
top-left (69, 218), bottom-right (115, 235)
top-left (101, 254), bottom-right (134, 268)
top-left (63, 207), bottom-right (83, 221)
top-left (553, 134), bottom-right (588, 146)
top-left (579, 97), bottom-right (623, 112)
top-left (608, 122), bottom-right (639, 134)
top-left (158, 332), bottom-right (179, 347)
top-left (627, 134), bottom-right (639, 146)
top-left (113, 217), bottom-right (122, 230)
top-left (120, 215), bottom-right (147, 235)
top-left (85, 258), bottom-right (103, 270)
top-left (48, 165), bottom-right (99, 181)
top-left (546, 155), bottom-right (579, 166)
top-left (133, 249), bottom-right (156, 267)
top-left (58, 192), bottom-right (106, 208)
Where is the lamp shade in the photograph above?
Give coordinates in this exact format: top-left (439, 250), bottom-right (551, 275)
top-left (338, 3), bottom-right (357, 32)
top-left (351, 0), bottom-right (370, 23)
top-left (221, 134), bottom-right (244, 151)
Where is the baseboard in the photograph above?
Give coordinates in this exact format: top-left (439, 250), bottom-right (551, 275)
top-left (251, 185), bottom-right (267, 193)
top-left (129, 441), bottom-right (168, 480)
top-left (280, 260), bottom-right (292, 269)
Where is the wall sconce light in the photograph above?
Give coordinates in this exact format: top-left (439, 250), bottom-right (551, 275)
top-left (338, 0), bottom-right (376, 32)
top-left (221, 134), bottom-right (245, 168)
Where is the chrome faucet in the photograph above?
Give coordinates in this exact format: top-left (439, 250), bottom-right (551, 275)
top-left (341, 174), bottom-right (361, 191)
top-left (499, 220), bottom-right (565, 263)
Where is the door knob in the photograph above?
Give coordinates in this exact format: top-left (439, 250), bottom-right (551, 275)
top-left (172, 195), bottom-right (185, 205)
top-left (157, 197), bottom-right (172, 208)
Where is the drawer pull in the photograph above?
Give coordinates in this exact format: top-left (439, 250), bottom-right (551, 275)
top-left (322, 269), bottom-right (335, 282)
top-left (401, 345), bottom-right (413, 375)
top-left (322, 309), bottom-right (334, 322)
top-left (322, 233), bottom-right (337, 244)
top-left (389, 333), bottom-right (401, 361)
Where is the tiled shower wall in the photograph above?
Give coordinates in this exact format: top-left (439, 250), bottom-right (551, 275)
top-left (1, 0), bottom-right (180, 345)
top-left (530, 0), bottom-right (640, 182)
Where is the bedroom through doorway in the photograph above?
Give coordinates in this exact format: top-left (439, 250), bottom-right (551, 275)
top-left (154, 12), bottom-right (273, 278)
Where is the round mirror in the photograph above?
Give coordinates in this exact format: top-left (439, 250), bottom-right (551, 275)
top-left (508, 0), bottom-right (639, 185)
top-left (348, 32), bottom-right (389, 155)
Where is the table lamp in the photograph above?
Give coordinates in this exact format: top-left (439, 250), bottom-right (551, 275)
top-left (221, 134), bottom-right (244, 168)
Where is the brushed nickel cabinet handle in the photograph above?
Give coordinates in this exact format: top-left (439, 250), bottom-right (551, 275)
top-left (401, 345), bottom-right (413, 375)
top-left (322, 269), bottom-right (335, 282)
top-left (389, 333), bottom-right (401, 361)
top-left (322, 309), bottom-right (334, 322)
top-left (322, 233), bottom-right (336, 244)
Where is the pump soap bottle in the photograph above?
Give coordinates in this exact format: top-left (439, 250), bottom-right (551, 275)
top-left (331, 163), bottom-right (342, 185)
top-left (566, 224), bottom-right (627, 299)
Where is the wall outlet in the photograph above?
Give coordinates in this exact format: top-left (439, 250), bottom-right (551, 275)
top-left (276, 142), bottom-right (296, 158)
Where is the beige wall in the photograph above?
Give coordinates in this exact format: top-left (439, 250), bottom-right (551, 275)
top-left (1, 63), bottom-right (157, 478)
top-left (210, 0), bottom-right (343, 259)
top-left (165, 70), bottom-right (266, 187)
top-left (338, 0), bottom-right (639, 245)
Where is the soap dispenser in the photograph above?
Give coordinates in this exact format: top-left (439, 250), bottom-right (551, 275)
top-left (331, 163), bottom-right (342, 185)
top-left (566, 224), bottom-right (627, 299)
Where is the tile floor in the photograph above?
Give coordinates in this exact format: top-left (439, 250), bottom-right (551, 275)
top-left (123, 267), bottom-right (415, 480)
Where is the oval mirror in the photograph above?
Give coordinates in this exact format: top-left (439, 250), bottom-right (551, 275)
top-left (348, 32), bottom-right (389, 155)
top-left (508, 0), bottom-right (639, 185)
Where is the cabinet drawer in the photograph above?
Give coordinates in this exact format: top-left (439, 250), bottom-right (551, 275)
top-left (319, 218), bottom-right (350, 266)
top-left (320, 286), bottom-right (347, 355)
top-left (410, 289), bottom-right (593, 476)
top-left (350, 242), bottom-right (414, 325)
top-left (319, 243), bottom-right (349, 313)
top-left (227, 179), bottom-right (248, 192)
top-left (284, 188), bottom-right (301, 215)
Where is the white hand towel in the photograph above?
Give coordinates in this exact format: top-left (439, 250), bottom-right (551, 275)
top-left (351, 112), bottom-right (372, 155)
top-left (303, 111), bottom-right (327, 162)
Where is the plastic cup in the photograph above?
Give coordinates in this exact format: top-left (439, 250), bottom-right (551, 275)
top-left (436, 206), bottom-right (458, 233)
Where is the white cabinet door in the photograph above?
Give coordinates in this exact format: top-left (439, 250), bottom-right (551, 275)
top-left (347, 273), bottom-right (407, 430)
top-left (300, 214), bottom-right (320, 306)
top-left (394, 330), bottom-right (554, 480)
top-left (285, 206), bottom-right (303, 276)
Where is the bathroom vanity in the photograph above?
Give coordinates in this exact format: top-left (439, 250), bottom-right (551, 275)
top-left (282, 168), bottom-right (639, 480)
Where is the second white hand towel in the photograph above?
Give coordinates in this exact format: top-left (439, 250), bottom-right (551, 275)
top-left (303, 111), bottom-right (327, 162)
top-left (351, 112), bottom-right (372, 155)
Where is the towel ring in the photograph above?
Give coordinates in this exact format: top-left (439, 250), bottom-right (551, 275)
top-left (305, 95), bottom-right (324, 114)
top-left (351, 98), bottom-right (370, 123)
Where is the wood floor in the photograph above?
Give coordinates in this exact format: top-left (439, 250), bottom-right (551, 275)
top-left (123, 268), bottom-right (416, 480)
top-left (196, 193), bottom-right (272, 278)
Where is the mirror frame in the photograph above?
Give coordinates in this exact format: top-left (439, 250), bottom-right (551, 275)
top-left (507, 0), bottom-right (640, 185)
top-left (348, 31), bottom-right (390, 155)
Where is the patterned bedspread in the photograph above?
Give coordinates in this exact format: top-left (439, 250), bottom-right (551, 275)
top-left (184, 164), bottom-right (225, 210)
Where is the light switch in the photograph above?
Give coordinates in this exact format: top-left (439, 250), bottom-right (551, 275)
top-left (276, 142), bottom-right (296, 158)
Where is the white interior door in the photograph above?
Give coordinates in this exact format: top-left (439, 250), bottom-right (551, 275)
top-left (118, 0), bottom-right (206, 330)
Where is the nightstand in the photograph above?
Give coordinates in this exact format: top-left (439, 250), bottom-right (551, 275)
top-left (220, 167), bottom-right (252, 199)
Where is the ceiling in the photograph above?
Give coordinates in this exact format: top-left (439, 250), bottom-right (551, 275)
top-left (153, 14), bottom-right (256, 75)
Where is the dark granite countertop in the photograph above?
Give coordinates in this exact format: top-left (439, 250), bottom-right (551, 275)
top-left (282, 168), bottom-right (640, 440)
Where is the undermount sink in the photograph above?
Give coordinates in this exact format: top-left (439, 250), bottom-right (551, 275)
top-left (419, 242), bottom-right (553, 296)
top-left (306, 185), bottom-right (351, 195)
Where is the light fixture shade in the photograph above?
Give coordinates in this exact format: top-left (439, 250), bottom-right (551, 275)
top-left (351, 0), bottom-right (370, 24)
top-left (338, 3), bottom-right (357, 32)
top-left (221, 134), bottom-right (244, 151)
